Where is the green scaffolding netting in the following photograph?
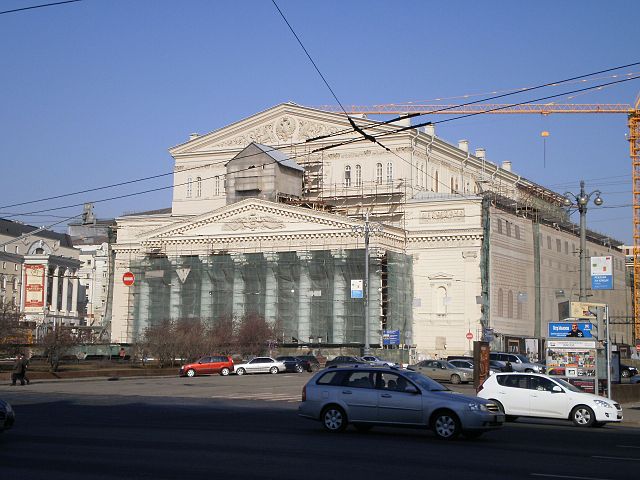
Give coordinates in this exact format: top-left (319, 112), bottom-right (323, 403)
top-left (128, 249), bottom-right (412, 346)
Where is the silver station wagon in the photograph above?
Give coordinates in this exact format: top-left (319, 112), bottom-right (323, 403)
top-left (298, 365), bottom-right (504, 440)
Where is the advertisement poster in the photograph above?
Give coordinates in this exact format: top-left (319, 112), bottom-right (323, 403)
top-left (546, 340), bottom-right (596, 378)
top-left (548, 322), bottom-right (594, 338)
top-left (591, 256), bottom-right (613, 290)
top-left (24, 264), bottom-right (46, 312)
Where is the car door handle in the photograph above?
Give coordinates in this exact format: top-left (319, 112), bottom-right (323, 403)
top-left (342, 391), bottom-right (352, 395)
top-left (381, 393), bottom-right (392, 398)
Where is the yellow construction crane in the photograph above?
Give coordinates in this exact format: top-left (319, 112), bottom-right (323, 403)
top-left (317, 100), bottom-right (640, 343)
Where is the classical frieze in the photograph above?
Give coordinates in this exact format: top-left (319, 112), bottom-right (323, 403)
top-left (419, 209), bottom-right (465, 224)
top-left (222, 213), bottom-right (285, 231)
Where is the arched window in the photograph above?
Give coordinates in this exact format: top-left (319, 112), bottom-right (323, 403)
top-left (215, 177), bottom-right (220, 196)
top-left (13, 278), bottom-right (18, 290)
top-left (196, 177), bottom-right (202, 198)
top-left (497, 288), bottom-right (504, 316)
top-left (1, 276), bottom-right (6, 290)
top-left (376, 163), bottom-right (383, 184)
top-left (435, 170), bottom-right (439, 192)
top-left (354, 164), bottom-right (362, 187)
top-left (186, 177), bottom-right (193, 198)
top-left (386, 162), bottom-right (393, 185)
top-left (344, 165), bottom-right (352, 187)
top-left (507, 290), bottom-right (514, 318)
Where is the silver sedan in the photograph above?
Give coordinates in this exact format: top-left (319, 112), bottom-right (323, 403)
top-left (407, 360), bottom-right (472, 384)
top-left (233, 357), bottom-right (286, 375)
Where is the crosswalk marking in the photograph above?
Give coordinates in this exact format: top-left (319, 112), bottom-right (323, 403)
top-left (210, 393), bottom-right (300, 403)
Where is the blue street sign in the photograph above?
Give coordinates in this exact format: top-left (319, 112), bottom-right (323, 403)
top-left (383, 330), bottom-right (400, 345)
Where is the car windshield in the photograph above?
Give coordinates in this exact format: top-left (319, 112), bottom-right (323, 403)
top-left (514, 354), bottom-right (530, 363)
top-left (443, 361), bottom-right (457, 369)
top-left (403, 371), bottom-right (450, 391)
top-left (553, 378), bottom-right (584, 393)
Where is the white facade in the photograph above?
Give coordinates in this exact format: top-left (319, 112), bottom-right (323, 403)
top-left (110, 104), bottom-right (631, 357)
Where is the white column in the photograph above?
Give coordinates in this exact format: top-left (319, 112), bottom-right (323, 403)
top-left (169, 262), bottom-right (181, 319)
top-left (232, 254), bottom-right (246, 319)
top-left (19, 266), bottom-right (26, 312)
top-left (332, 250), bottom-right (347, 344)
top-left (264, 253), bottom-right (278, 325)
top-left (367, 251), bottom-right (381, 347)
top-left (200, 258), bottom-right (213, 321)
top-left (51, 266), bottom-right (60, 312)
top-left (61, 268), bottom-right (69, 313)
top-left (70, 269), bottom-right (79, 314)
top-left (138, 279), bottom-right (150, 340)
top-left (297, 252), bottom-right (312, 342)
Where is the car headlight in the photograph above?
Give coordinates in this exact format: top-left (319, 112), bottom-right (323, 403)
top-left (468, 402), bottom-right (488, 412)
top-left (593, 399), bottom-right (612, 408)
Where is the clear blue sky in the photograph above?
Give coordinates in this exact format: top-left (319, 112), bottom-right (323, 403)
top-left (1, 0), bottom-right (638, 243)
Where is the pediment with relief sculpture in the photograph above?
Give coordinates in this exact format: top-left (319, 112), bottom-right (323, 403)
top-left (139, 198), bottom-right (365, 243)
top-left (169, 103), bottom-right (399, 155)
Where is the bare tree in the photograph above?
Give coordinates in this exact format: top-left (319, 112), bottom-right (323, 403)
top-left (236, 313), bottom-right (272, 357)
top-left (205, 315), bottom-right (235, 354)
top-left (40, 327), bottom-right (79, 372)
top-left (0, 303), bottom-right (22, 353)
top-left (174, 317), bottom-right (206, 362)
top-left (142, 319), bottom-right (177, 368)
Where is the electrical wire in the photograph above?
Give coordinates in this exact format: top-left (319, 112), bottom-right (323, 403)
top-left (0, 0), bottom-right (80, 15)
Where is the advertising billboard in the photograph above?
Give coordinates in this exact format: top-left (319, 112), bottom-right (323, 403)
top-left (591, 256), bottom-right (613, 290)
top-left (548, 322), bottom-right (594, 338)
top-left (23, 264), bottom-right (46, 313)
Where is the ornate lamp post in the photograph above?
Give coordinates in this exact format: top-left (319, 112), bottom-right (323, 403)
top-left (352, 212), bottom-right (383, 355)
top-left (563, 180), bottom-right (603, 301)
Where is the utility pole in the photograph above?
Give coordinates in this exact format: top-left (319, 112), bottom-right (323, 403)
top-left (352, 212), bottom-right (383, 355)
top-left (563, 180), bottom-right (603, 301)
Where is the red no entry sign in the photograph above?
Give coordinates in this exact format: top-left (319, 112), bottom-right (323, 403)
top-left (466, 332), bottom-right (473, 340)
top-left (123, 272), bottom-right (135, 286)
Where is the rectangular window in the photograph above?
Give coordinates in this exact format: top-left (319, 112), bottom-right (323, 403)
top-left (386, 162), bottom-right (393, 185)
top-left (515, 225), bottom-right (520, 240)
top-left (556, 239), bottom-right (561, 252)
top-left (506, 222), bottom-right (511, 237)
top-left (497, 220), bottom-right (502, 234)
top-left (564, 241), bottom-right (568, 254)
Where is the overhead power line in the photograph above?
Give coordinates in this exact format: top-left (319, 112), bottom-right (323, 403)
top-left (0, 0), bottom-right (81, 16)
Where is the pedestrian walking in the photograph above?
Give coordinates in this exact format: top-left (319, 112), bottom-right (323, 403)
top-left (11, 353), bottom-right (26, 386)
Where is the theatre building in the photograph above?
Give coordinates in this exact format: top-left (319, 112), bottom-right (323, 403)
top-left (110, 103), bottom-right (630, 359)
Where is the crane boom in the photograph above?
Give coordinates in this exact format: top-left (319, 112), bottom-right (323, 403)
top-left (315, 101), bottom-right (640, 345)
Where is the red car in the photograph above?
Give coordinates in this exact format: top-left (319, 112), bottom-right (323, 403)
top-left (179, 355), bottom-right (234, 377)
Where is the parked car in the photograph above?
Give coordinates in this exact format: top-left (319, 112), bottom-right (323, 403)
top-left (179, 355), bottom-right (234, 377)
top-left (298, 365), bottom-right (504, 440)
top-left (361, 355), bottom-right (398, 367)
top-left (620, 363), bottom-right (638, 378)
top-left (489, 352), bottom-right (545, 373)
top-left (448, 359), bottom-right (501, 378)
top-left (324, 356), bottom-right (367, 367)
top-left (234, 357), bottom-right (286, 375)
top-left (477, 372), bottom-right (623, 427)
top-left (276, 356), bottom-right (306, 373)
top-left (295, 355), bottom-right (321, 372)
top-left (407, 360), bottom-right (472, 384)
top-left (0, 399), bottom-right (15, 433)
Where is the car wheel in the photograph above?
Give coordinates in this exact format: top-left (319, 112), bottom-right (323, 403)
top-left (431, 410), bottom-right (461, 440)
top-left (295, 364), bottom-right (304, 373)
top-left (321, 405), bottom-right (348, 433)
top-left (186, 369), bottom-right (196, 378)
top-left (571, 405), bottom-right (595, 427)
top-left (354, 424), bottom-right (373, 433)
top-left (621, 369), bottom-right (631, 378)
top-left (269, 366), bottom-right (279, 374)
top-left (220, 368), bottom-right (230, 376)
top-left (236, 368), bottom-right (246, 376)
top-left (450, 374), bottom-right (461, 384)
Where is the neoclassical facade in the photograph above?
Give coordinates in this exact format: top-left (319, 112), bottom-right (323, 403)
top-left (110, 103), bottom-right (630, 358)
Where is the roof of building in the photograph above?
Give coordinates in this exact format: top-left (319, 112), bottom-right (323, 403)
top-left (120, 207), bottom-right (172, 217)
top-left (0, 218), bottom-right (74, 248)
top-left (252, 142), bottom-right (305, 172)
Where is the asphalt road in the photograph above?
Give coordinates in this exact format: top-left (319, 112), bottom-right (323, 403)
top-left (0, 373), bottom-right (638, 480)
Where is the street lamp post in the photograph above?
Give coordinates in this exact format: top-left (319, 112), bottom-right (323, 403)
top-left (564, 180), bottom-right (603, 301)
top-left (352, 212), bottom-right (383, 355)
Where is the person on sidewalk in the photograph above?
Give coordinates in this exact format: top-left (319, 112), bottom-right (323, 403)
top-left (11, 353), bottom-right (26, 386)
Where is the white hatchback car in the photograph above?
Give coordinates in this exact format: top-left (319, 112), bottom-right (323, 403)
top-left (478, 372), bottom-right (623, 427)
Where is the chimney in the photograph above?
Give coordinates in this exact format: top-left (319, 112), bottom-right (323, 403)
top-left (189, 133), bottom-right (200, 141)
top-left (475, 148), bottom-right (486, 160)
top-left (423, 125), bottom-right (435, 137)
top-left (458, 140), bottom-right (469, 152)
top-left (502, 160), bottom-right (512, 172)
